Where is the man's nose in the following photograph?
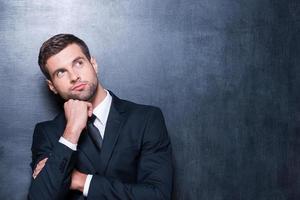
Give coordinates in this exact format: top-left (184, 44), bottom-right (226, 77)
top-left (69, 69), bottom-right (80, 82)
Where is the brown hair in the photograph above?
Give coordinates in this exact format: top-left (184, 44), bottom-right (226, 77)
top-left (38, 34), bottom-right (91, 79)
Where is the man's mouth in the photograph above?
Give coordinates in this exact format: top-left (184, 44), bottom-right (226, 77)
top-left (71, 83), bottom-right (87, 91)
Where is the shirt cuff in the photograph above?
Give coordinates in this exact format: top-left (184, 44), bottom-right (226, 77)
top-left (58, 136), bottom-right (77, 151)
top-left (83, 174), bottom-right (93, 197)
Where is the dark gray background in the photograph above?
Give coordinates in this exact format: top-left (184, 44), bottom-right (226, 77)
top-left (0, 0), bottom-right (299, 199)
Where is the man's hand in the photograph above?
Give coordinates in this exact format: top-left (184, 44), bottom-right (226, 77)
top-left (32, 157), bottom-right (48, 179)
top-left (63, 99), bottom-right (93, 144)
top-left (33, 159), bottom-right (87, 192)
top-left (70, 169), bottom-right (87, 192)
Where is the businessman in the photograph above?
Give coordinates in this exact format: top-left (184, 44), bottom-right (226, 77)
top-left (28, 34), bottom-right (173, 199)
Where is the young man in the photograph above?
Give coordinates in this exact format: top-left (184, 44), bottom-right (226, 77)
top-left (28, 34), bottom-right (173, 199)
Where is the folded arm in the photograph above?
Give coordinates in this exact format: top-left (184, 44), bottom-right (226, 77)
top-left (28, 123), bottom-right (76, 200)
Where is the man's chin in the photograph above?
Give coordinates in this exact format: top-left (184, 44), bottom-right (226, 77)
top-left (64, 84), bottom-right (97, 101)
top-left (66, 92), bottom-right (95, 101)
top-left (66, 96), bottom-right (91, 101)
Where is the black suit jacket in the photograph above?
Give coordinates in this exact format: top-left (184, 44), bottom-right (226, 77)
top-left (28, 92), bottom-right (173, 200)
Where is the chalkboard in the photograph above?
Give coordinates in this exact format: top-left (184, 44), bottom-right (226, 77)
top-left (0, 0), bottom-right (299, 199)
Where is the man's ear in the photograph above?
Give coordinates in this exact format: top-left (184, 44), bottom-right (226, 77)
top-left (90, 57), bottom-right (98, 73)
top-left (46, 79), bottom-right (58, 94)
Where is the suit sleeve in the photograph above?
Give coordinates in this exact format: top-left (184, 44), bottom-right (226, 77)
top-left (87, 108), bottom-right (173, 200)
top-left (28, 123), bottom-right (76, 200)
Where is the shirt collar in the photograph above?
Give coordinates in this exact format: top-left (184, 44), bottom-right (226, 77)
top-left (93, 89), bottom-right (112, 126)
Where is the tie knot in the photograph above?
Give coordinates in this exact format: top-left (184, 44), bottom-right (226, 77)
top-left (88, 114), bottom-right (97, 124)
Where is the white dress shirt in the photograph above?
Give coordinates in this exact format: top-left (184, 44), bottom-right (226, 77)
top-left (59, 89), bottom-right (112, 197)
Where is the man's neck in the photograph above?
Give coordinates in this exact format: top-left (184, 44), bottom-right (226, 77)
top-left (90, 84), bottom-right (107, 109)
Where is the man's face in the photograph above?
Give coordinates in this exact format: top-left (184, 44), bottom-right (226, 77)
top-left (45, 44), bottom-right (98, 101)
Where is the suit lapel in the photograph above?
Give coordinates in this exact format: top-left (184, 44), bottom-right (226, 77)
top-left (98, 92), bottom-right (126, 174)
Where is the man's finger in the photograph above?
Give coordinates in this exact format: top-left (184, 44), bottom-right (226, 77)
top-left (38, 157), bottom-right (48, 164)
top-left (38, 158), bottom-right (48, 165)
top-left (32, 157), bottom-right (48, 179)
top-left (87, 102), bottom-right (93, 117)
top-left (33, 166), bottom-right (43, 179)
top-left (36, 162), bottom-right (45, 171)
top-left (36, 158), bottom-right (47, 169)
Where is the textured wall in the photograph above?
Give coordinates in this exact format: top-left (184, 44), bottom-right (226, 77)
top-left (0, 0), bottom-right (299, 199)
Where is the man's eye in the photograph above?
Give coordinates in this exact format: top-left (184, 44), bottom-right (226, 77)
top-left (57, 71), bottom-right (65, 78)
top-left (75, 60), bottom-right (83, 67)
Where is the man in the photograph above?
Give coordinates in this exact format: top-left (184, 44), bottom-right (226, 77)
top-left (28, 34), bottom-right (173, 199)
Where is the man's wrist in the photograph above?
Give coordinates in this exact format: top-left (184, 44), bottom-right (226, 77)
top-left (63, 125), bottom-right (82, 144)
top-left (77, 173), bottom-right (87, 192)
top-left (71, 170), bottom-right (88, 192)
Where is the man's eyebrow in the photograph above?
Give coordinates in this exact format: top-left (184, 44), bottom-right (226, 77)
top-left (72, 56), bottom-right (85, 66)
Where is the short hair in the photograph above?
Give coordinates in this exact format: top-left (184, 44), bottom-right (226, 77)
top-left (38, 34), bottom-right (91, 79)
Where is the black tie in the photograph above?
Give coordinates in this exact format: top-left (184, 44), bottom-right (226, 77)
top-left (87, 114), bottom-right (102, 150)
